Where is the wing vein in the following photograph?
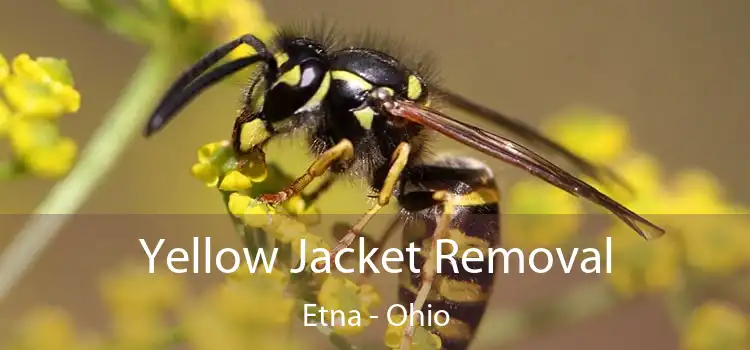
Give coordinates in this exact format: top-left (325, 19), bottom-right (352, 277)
top-left (384, 98), bottom-right (665, 239)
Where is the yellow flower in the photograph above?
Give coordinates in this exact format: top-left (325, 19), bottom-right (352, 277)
top-left (667, 169), bottom-right (729, 214)
top-left (101, 264), bottom-right (184, 318)
top-left (190, 140), bottom-right (267, 189)
top-left (197, 140), bottom-right (226, 162)
top-left (182, 270), bottom-right (296, 350)
top-left (291, 231), bottom-right (331, 262)
top-left (384, 313), bottom-right (443, 350)
top-left (0, 53), bottom-right (81, 179)
top-left (652, 170), bottom-right (749, 274)
top-left (12, 54), bottom-right (74, 84)
top-left (0, 98), bottom-right (12, 135)
top-left (168, 0), bottom-right (277, 60)
top-left (317, 276), bottom-right (381, 335)
top-left (168, 0), bottom-right (227, 23)
top-left (604, 226), bottom-right (681, 297)
top-left (7, 118), bottom-right (78, 178)
top-left (8, 307), bottom-right (106, 350)
top-left (228, 264), bottom-right (290, 286)
top-left (227, 192), bottom-right (279, 228)
top-left (273, 217), bottom-right (308, 243)
top-left (283, 195), bottom-right (307, 215)
top-left (219, 169), bottom-right (253, 191)
top-left (683, 301), bottom-right (748, 350)
top-left (7, 117), bottom-right (56, 154)
top-left (14, 307), bottom-right (78, 350)
top-left (680, 214), bottom-right (750, 275)
top-left (219, 0), bottom-right (278, 59)
top-left (190, 162), bottom-right (219, 186)
top-left (600, 152), bottom-right (665, 207)
top-left (505, 179), bottom-right (582, 248)
top-left (191, 141), bottom-right (230, 187)
top-left (100, 265), bottom-right (185, 348)
top-left (219, 277), bottom-right (294, 326)
top-left (227, 192), bottom-right (253, 216)
top-left (227, 193), bottom-right (326, 266)
top-left (4, 54), bottom-right (80, 118)
top-left (542, 108), bottom-right (630, 164)
top-left (0, 53), bottom-right (8, 85)
top-left (24, 137), bottom-right (77, 178)
top-left (282, 194), bottom-right (322, 226)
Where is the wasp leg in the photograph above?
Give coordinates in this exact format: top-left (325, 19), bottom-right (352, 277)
top-left (400, 191), bottom-right (455, 350)
top-left (356, 216), bottom-right (403, 284)
top-left (259, 139), bottom-right (354, 205)
top-left (321, 142), bottom-right (412, 267)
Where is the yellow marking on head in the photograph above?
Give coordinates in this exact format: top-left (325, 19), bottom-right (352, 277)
top-left (331, 70), bottom-right (373, 90)
top-left (437, 279), bottom-right (489, 303)
top-left (407, 75), bottom-right (423, 100)
top-left (274, 52), bottom-right (290, 66)
top-left (450, 187), bottom-right (500, 206)
top-left (353, 107), bottom-right (375, 129)
top-left (275, 65), bottom-right (301, 87)
top-left (434, 318), bottom-right (474, 340)
top-left (239, 119), bottom-right (270, 152)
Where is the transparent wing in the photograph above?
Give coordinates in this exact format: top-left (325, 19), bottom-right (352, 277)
top-left (434, 87), bottom-right (633, 193)
top-left (383, 98), bottom-right (665, 239)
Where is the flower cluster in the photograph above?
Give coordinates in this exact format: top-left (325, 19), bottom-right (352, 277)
top-left (190, 140), bottom-right (441, 348)
top-left (384, 314), bottom-right (443, 350)
top-left (317, 276), bottom-right (382, 335)
top-left (191, 140), bottom-right (320, 220)
top-left (503, 107), bottom-right (750, 297)
top-left (683, 301), bottom-right (748, 350)
top-left (57, 0), bottom-right (277, 69)
top-left (504, 179), bottom-right (583, 249)
top-left (0, 53), bottom-right (80, 179)
top-left (168, 0), bottom-right (278, 54)
top-left (6, 263), bottom-right (307, 350)
top-left (184, 266), bottom-right (300, 350)
top-left (527, 107), bottom-right (749, 348)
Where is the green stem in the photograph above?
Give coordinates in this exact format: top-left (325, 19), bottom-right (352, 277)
top-left (0, 50), bottom-right (173, 302)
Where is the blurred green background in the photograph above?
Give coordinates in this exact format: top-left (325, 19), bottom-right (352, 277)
top-left (0, 0), bottom-right (748, 349)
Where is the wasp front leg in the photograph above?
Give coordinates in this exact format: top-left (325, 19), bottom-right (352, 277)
top-left (322, 142), bottom-right (412, 266)
top-left (257, 139), bottom-right (355, 205)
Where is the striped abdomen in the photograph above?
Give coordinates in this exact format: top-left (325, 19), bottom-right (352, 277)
top-left (397, 157), bottom-right (501, 350)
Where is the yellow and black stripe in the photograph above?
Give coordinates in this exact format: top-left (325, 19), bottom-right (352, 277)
top-left (397, 156), bottom-right (500, 350)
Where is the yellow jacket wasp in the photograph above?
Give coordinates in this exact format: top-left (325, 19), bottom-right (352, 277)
top-left (144, 25), bottom-right (665, 350)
